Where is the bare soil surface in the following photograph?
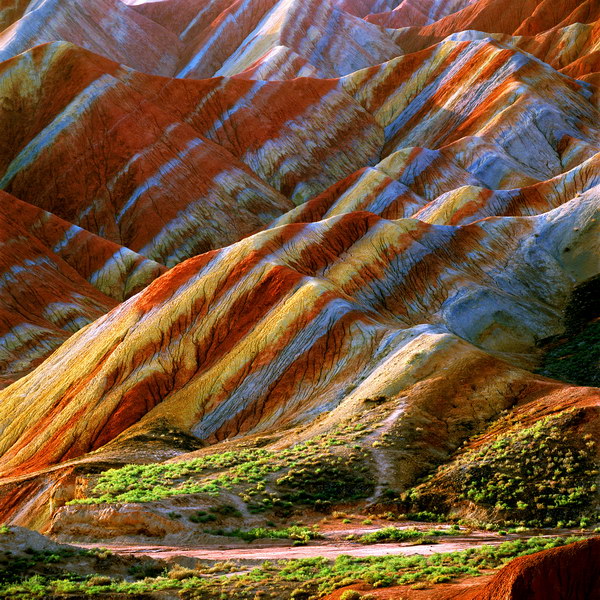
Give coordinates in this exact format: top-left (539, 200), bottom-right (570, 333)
top-left (73, 524), bottom-right (591, 563)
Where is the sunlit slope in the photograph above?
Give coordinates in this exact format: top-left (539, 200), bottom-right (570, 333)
top-left (0, 195), bottom-right (596, 476)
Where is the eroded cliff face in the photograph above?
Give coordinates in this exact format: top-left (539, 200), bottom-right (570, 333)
top-left (462, 537), bottom-right (600, 600)
top-left (0, 0), bottom-right (598, 532)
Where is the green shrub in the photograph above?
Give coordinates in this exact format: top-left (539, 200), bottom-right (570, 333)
top-left (189, 511), bottom-right (217, 524)
top-left (210, 526), bottom-right (321, 544)
top-left (340, 591), bottom-right (363, 600)
top-left (87, 576), bottom-right (112, 586)
top-left (359, 527), bottom-right (459, 544)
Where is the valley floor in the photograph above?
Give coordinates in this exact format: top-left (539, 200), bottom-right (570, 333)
top-left (75, 525), bottom-right (588, 561)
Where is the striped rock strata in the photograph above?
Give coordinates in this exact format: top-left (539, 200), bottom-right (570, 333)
top-left (0, 0), bottom-right (598, 534)
top-left (0, 190), bottom-right (166, 388)
top-left (0, 193), bottom-right (596, 478)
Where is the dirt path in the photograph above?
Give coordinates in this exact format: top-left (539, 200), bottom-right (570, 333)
top-left (76, 535), bottom-right (503, 562)
top-left (74, 528), bottom-right (592, 563)
top-left (364, 401), bottom-right (406, 503)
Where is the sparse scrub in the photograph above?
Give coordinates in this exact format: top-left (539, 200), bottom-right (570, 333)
top-left (0, 536), bottom-right (583, 599)
top-left (189, 510), bottom-right (218, 524)
top-left (340, 591), bottom-right (363, 600)
top-left (206, 525), bottom-right (321, 544)
top-left (358, 527), bottom-right (459, 544)
top-left (67, 423), bottom-right (375, 510)
top-left (409, 410), bottom-right (599, 528)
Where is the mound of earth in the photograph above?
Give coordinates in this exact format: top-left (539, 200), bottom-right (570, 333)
top-left (466, 537), bottom-right (600, 600)
top-left (0, 525), bottom-right (69, 554)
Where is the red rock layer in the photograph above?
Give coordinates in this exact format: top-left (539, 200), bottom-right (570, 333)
top-left (0, 207), bottom-right (116, 388)
top-left (0, 191), bottom-right (166, 301)
top-left (0, 194), bottom-right (596, 477)
top-left (0, 43), bottom-right (296, 265)
top-left (463, 538), bottom-right (600, 600)
top-left (0, 0), bottom-right (183, 76)
top-left (2, 0), bottom-right (598, 85)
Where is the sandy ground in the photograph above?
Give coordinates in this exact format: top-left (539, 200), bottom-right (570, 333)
top-left (76, 538), bottom-right (497, 561)
top-left (73, 527), bottom-right (547, 561)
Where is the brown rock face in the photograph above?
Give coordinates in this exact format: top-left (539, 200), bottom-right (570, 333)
top-left (466, 538), bottom-right (600, 600)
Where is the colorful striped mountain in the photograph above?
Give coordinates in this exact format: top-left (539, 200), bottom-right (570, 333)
top-left (0, 3), bottom-right (598, 587)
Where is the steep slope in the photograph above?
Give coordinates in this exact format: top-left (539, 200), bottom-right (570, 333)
top-left (0, 0), bottom-right (403, 79)
top-left (0, 194), bottom-right (596, 478)
top-left (341, 39), bottom-right (599, 178)
top-left (0, 191), bottom-right (166, 302)
top-left (365, 0), bottom-right (479, 28)
top-left (1, 34), bottom-right (596, 245)
top-left (0, 43), bottom-right (296, 264)
top-left (272, 152), bottom-right (600, 227)
top-left (383, 0), bottom-right (600, 49)
top-left (186, 0), bottom-right (402, 80)
top-left (0, 207), bottom-right (116, 388)
top-left (0, 0), bottom-right (183, 75)
top-left (3, 0), bottom-right (598, 85)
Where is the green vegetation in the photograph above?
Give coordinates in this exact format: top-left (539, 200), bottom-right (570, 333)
top-left (339, 591), bottom-right (363, 600)
top-left (358, 526), bottom-right (460, 544)
top-left (189, 510), bottom-right (217, 524)
top-left (206, 525), bottom-right (321, 544)
top-left (0, 547), bottom-right (104, 585)
top-left (537, 320), bottom-right (600, 387)
top-left (68, 420), bottom-right (375, 513)
top-left (406, 511), bottom-right (447, 523)
top-left (68, 448), bottom-right (277, 504)
top-left (274, 454), bottom-right (372, 508)
top-left (0, 537), bottom-right (583, 599)
top-left (416, 410), bottom-right (598, 528)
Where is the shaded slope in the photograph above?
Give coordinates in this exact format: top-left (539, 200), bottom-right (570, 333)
top-left (0, 191), bottom-right (166, 302)
top-left (0, 208), bottom-right (116, 388)
top-left (0, 42), bottom-right (295, 265)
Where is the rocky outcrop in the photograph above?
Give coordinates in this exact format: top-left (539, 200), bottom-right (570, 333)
top-left (464, 537), bottom-right (600, 600)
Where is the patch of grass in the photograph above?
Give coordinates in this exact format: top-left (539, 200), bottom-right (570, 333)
top-left (210, 504), bottom-right (243, 518)
top-left (406, 511), bottom-right (447, 523)
top-left (189, 511), bottom-right (218, 524)
top-left (274, 452), bottom-right (373, 508)
top-left (68, 420), bottom-right (376, 510)
top-left (68, 448), bottom-right (279, 504)
top-left (340, 591), bottom-right (363, 600)
top-left (358, 526), bottom-right (460, 544)
top-left (205, 525), bottom-right (321, 544)
top-left (128, 560), bottom-right (165, 579)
